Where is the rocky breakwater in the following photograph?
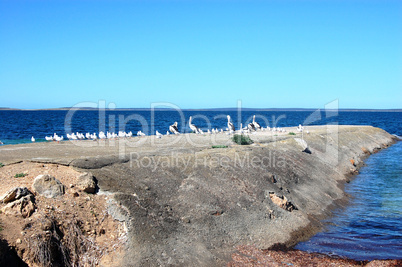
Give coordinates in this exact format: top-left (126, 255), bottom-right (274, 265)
top-left (65, 125), bottom-right (396, 266)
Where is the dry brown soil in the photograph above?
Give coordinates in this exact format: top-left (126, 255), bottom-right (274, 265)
top-left (0, 161), bottom-right (126, 266)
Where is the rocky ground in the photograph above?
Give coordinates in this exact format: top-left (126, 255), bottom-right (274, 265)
top-left (0, 161), bottom-right (126, 266)
top-left (0, 125), bottom-right (400, 266)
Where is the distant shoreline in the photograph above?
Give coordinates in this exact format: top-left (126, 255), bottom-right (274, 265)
top-left (1, 107), bottom-right (401, 112)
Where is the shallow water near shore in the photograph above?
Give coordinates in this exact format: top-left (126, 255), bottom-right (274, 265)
top-left (295, 141), bottom-right (402, 261)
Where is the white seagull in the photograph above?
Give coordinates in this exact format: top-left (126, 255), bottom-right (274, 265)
top-left (90, 133), bottom-right (98, 140)
top-left (99, 131), bottom-right (106, 139)
top-left (31, 136), bottom-right (35, 142)
top-left (137, 130), bottom-right (146, 137)
top-left (297, 124), bottom-right (304, 132)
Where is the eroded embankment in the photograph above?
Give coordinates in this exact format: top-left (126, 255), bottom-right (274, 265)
top-left (67, 126), bottom-right (396, 266)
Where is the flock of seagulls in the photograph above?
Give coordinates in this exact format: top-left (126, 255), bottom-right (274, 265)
top-left (27, 115), bottom-right (309, 143)
top-left (45, 133), bottom-right (64, 142)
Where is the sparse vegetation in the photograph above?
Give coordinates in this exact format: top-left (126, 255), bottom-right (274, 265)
top-left (289, 132), bottom-right (296, 135)
top-left (212, 145), bottom-right (228, 149)
top-left (232, 134), bottom-right (254, 145)
top-left (14, 173), bottom-right (27, 178)
top-left (0, 162), bottom-right (4, 168)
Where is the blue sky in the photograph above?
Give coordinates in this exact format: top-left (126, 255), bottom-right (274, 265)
top-left (0, 0), bottom-right (401, 109)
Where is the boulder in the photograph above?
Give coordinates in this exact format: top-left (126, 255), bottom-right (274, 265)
top-left (0, 187), bottom-right (31, 203)
top-left (76, 172), bottom-right (97, 193)
top-left (1, 194), bottom-right (36, 218)
top-left (20, 195), bottom-right (36, 218)
top-left (32, 174), bottom-right (65, 198)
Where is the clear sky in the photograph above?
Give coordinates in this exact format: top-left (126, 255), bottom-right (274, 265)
top-left (0, 0), bottom-right (401, 109)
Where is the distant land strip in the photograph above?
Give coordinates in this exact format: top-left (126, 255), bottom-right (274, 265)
top-left (0, 107), bottom-right (401, 112)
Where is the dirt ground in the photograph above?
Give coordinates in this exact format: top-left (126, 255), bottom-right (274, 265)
top-left (0, 161), bottom-right (126, 266)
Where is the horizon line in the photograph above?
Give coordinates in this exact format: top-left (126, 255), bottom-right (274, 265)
top-left (1, 107), bottom-right (401, 112)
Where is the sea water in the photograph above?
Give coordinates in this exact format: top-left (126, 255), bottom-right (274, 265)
top-left (295, 141), bottom-right (402, 260)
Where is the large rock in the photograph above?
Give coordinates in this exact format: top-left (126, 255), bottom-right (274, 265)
top-left (0, 187), bottom-right (30, 203)
top-left (32, 174), bottom-right (65, 198)
top-left (1, 194), bottom-right (36, 218)
top-left (76, 172), bottom-right (97, 193)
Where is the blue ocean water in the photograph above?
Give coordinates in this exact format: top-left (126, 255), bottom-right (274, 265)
top-left (0, 110), bottom-right (400, 144)
top-left (295, 141), bottom-right (402, 261)
top-left (0, 109), bottom-right (401, 260)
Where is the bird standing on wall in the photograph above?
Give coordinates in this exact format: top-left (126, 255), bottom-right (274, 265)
top-left (189, 116), bottom-right (201, 134)
top-left (169, 122), bottom-right (180, 134)
top-left (248, 122), bottom-right (256, 132)
top-left (252, 115), bottom-right (261, 130)
top-left (227, 115), bottom-right (235, 132)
